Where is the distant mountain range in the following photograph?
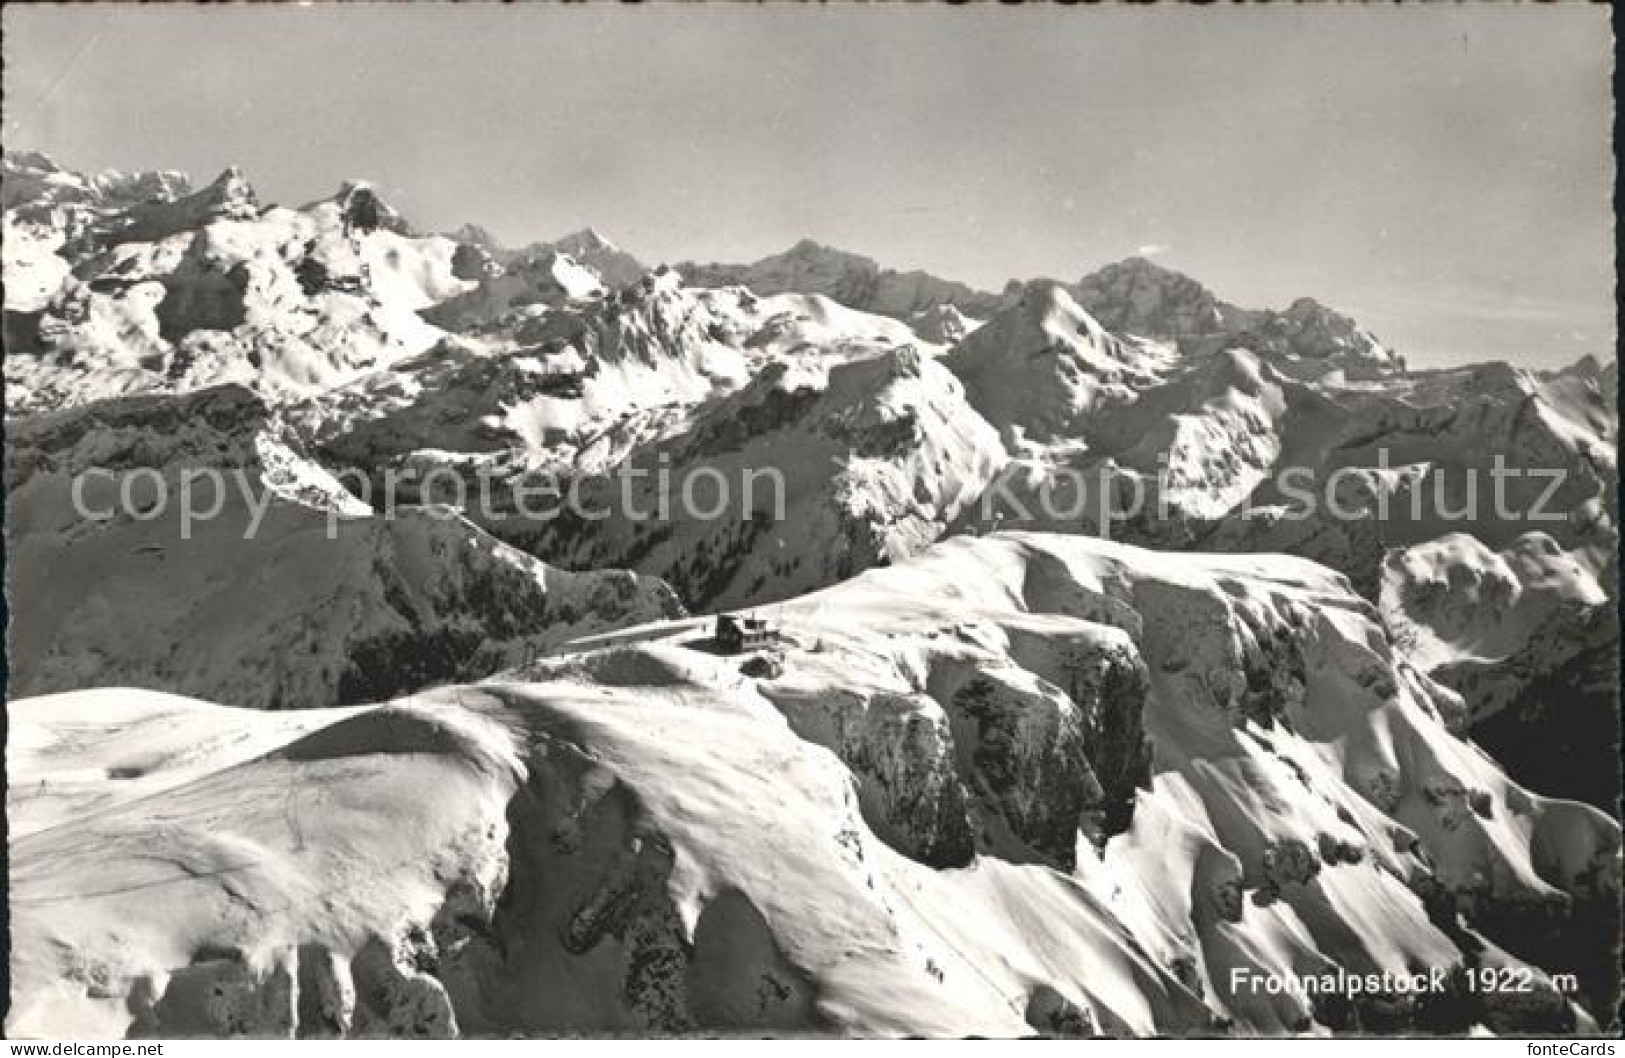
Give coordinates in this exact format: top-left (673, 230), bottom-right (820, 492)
top-left (6, 151), bottom-right (1617, 1039)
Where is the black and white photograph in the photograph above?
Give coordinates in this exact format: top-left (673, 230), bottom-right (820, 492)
top-left (2, 2), bottom-right (1619, 1043)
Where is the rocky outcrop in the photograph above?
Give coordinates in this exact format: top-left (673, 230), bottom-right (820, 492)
top-left (1446, 606), bottom-right (1620, 814)
top-left (947, 666), bottom-right (1103, 867)
top-left (5, 165), bottom-right (471, 413)
top-left (3, 151), bottom-right (190, 212)
top-left (763, 684), bottom-right (977, 868)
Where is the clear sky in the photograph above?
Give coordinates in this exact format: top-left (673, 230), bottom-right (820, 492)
top-left (3, 4), bottom-right (1613, 368)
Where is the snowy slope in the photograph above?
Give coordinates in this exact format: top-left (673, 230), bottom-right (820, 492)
top-left (1070, 257), bottom-right (1403, 382)
top-left (516, 343), bottom-right (1007, 611)
top-left (956, 341), bottom-right (1294, 542)
top-left (943, 281), bottom-right (1168, 445)
top-left (758, 533), bottom-right (1618, 1031)
top-left (1069, 256), bottom-right (1246, 340)
top-left (308, 270), bottom-right (775, 477)
top-left (1380, 532), bottom-right (1619, 812)
top-left (420, 249), bottom-right (605, 332)
top-left (541, 228), bottom-right (649, 290)
top-left (308, 279), bottom-right (965, 609)
top-left (9, 532), bottom-right (1616, 1038)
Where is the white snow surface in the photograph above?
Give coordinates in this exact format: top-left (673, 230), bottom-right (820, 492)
top-left (9, 533), bottom-right (1616, 1037)
top-left (5, 154), bottom-right (1619, 1039)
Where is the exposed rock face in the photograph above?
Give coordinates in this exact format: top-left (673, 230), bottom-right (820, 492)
top-left (909, 303), bottom-right (979, 344)
top-left (4, 151), bottom-right (184, 209)
top-left (1457, 603), bottom-right (1620, 813)
top-left (763, 685), bottom-right (976, 868)
top-left (769, 533), bottom-right (1618, 1032)
top-left (1026, 985), bottom-right (1100, 1037)
top-left (1159, 296), bottom-right (1402, 383)
top-left (756, 603), bottom-right (1153, 875)
top-left (1250, 297), bottom-right (1403, 380)
top-left (955, 343), bottom-right (1293, 545)
top-left (308, 268), bottom-right (756, 481)
top-left (6, 676), bottom-right (1205, 1039)
top-left (1096, 358), bottom-right (1613, 601)
top-left (109, 167), bottom-right (262, 248)
top-left (949, 667), bottom-right (1103, 868)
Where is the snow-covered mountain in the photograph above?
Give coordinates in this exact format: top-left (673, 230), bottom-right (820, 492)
top-left (4, 153), bottom-right (1618, 1038)
top-left (1069, 255), bottom-right (1247, 339)
top-left (680, 239), bottom-right (1011, 325)
top-left (10, 533), bottom-right (1616, 1037)
top-left (448, 224), bottom-right (649, 292)
top-left (5, 156), bottom-right (470, 413)
top-left (1, 150), bottom-right (192, 215)
top-left (519, 342), bottom-right (1006, 610)
top-left (1381, 532), bottom-right (1618, 811)
top-left (542, 227), bottom-right (649, 290)
top-left (5, 383), bottom-right (682, 710)
top-left (943, 280), bottom-right (1171, 445)
top-left (1069, 256), bottom-right (1404, 382)
top-left (1199, 360), bottom-right (1617, 597)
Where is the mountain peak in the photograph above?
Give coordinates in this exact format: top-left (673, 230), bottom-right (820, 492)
top-left (448, 222), bottom-right (503, 250)
top-left (778, 237), bottom-right (871, 264)
top-left (200, 166), bottom-right (256, 206)
top-left (551, 226), bottom-right (620, 254)
top-left (1117, 253), bottom-right (1177, 273)
top-left (4, 149), bottom-right (61, 173)
top-left (328, 180), bottom-right (411, 235)
top-left (1071, 256), bottom-right (1237, 339)
top-left (543, 228), bottom-right (645, 288)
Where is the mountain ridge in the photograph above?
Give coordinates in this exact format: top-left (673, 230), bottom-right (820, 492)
top-left (4, 149), bottom-right (1618, 1040)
